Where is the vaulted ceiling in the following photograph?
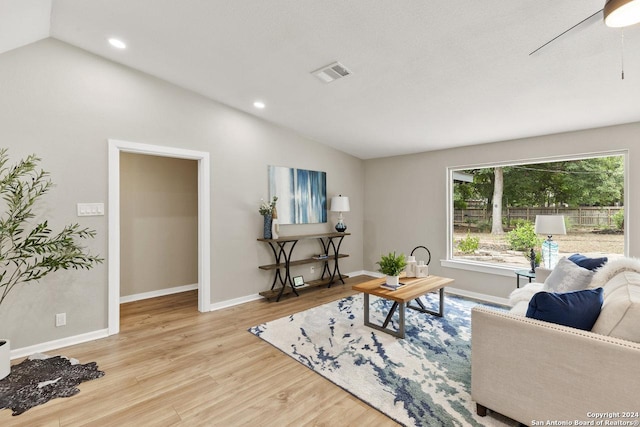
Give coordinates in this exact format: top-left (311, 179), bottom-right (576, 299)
top-left (2, 0), bottom-right (639, 159)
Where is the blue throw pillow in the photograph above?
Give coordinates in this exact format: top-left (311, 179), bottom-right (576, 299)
top-left (568, 253), bottom-right (608, 271)
top-left (526, 288), bottom-right (604, 331)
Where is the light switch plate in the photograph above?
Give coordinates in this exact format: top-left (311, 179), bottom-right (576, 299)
top-left (55, 313), bottom-right (66, 327)
top-left (77, 203), bottom-right (105, 216)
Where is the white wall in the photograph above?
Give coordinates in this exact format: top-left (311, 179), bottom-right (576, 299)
top-left (0, 38), bottom-right (364, 349)
top-left (120, 153), bottom-right (198, 297)
top-left (2, 36), bottom-right (635, 352)
top-left (364, 124), bottom-right (639, 299)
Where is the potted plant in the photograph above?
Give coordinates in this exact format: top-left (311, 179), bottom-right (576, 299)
top-left (0, 149), bottom-right (103, 379)
top-left (377, 251), bottom-right (407, 287)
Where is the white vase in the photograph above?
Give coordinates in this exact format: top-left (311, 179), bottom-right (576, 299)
top-left (416, 261), bottom-right (429, 278)
top-left (0, 340), bottom-right (10, 380)
top-left (405, 255), bottom-right (417, 278)
top-left (271, 218), bottom-right (279, 239)
top-left (386, 275), bottom-right (400, 287)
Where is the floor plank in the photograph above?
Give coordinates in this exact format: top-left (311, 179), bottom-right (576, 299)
top-left (1, 276), bottom-right (399, 426)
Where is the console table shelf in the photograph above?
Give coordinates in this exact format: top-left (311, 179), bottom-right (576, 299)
top-left (257, 232), bottom-right (350, 302)
top-left (259, 274), bottom-right (349, 300)
top-left (258, 254), bottom-right (349, 270)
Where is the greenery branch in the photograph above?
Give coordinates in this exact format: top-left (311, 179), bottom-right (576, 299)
top-left (0, 149), bottom-right (103, 306)
top-left (376, 251), bottom-right (407, 277)
top-left (258, 196), bottom-right (278, 216)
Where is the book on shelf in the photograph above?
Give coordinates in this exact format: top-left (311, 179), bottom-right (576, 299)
top-left (312, 254), bottom-right (329, 260)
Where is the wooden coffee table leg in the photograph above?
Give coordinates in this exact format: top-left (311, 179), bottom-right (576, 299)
top-left (360, 297), bottom-right (405, 338)
top-left (363, 292), bottom-right (371, 326)
top-left (380, 301), bottom-right (405, 338)
top-left (382, 302), bottom-right (398, 328)
top-left (398, 302), bottom-right (406, 338)
top-left (413, 297), bottom-right (427, 310)
top-left (407, 288), bottom-right (445, 317)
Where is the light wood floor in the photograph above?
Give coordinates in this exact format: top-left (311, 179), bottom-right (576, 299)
top-left (1, 276), bottom-right (400, 427)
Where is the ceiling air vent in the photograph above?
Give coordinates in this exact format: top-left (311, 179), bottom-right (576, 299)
top-left (312, 62), bottom-right (352, 83)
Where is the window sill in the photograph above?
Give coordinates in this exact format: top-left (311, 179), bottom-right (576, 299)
top-left (440, 259), bottom-right (521, 277)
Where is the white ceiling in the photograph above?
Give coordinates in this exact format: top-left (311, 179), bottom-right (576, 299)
top-left (2, 0), bottom-right (640, 159)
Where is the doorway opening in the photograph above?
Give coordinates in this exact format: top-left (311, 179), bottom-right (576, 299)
top-left (108, 139), bottom-right (210, 335)
top-left (120, 153), bottom-right (198, 304)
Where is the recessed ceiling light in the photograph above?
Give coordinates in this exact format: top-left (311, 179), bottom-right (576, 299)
top-left (253, 101), bottom-right (265, 109)
top-left (108, 38), bottom-right (127, 49)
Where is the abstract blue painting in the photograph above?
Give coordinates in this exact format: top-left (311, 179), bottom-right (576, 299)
top-left (268, 166), bottom-right (326, 224)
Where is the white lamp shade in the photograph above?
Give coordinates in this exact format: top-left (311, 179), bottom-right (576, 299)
top-left (535, 215), bottom-right (567, 236)
top-left (330, 196), bottom-right (350, 212)
top-left (605, 0), bottom-right (640, 27)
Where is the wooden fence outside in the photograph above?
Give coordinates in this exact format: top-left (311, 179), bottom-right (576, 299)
top-left (454, 206), bottom-right (623, 228)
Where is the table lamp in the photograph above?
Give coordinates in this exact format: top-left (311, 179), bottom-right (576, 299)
top-left (534, 215), bottom-right (566, 269)
top-left (330, 195), bottom-right (350, 232)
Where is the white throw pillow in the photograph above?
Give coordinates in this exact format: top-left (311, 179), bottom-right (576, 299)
top-left (509, 283), bottom-right (544, 307)
top-left (591, 271), bottom-right (640, 343)
top-left (543, 257), bottom-right (594, 293)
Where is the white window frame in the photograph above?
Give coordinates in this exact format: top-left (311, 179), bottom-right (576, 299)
top-left (441, 150), bottom-right (629, 276)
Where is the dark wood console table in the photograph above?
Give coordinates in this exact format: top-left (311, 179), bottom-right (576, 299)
top-left (257, 232), bottom-right (350, 301)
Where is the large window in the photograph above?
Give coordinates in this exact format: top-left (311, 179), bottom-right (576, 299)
top-left (447, 152), bottom-right (626, 271)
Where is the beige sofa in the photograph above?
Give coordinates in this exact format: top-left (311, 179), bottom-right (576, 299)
top-left (471, 258), bottom-right (640, 424)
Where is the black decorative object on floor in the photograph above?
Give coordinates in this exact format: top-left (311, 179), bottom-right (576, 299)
top-left (0, 355), bottom-right (104, 416)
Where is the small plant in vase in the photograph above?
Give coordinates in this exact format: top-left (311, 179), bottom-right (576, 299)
top-left (377, 251), bottom-right (407, 288)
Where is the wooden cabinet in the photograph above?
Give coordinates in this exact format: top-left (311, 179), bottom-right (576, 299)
top-left (257, 232), bottom-right (350, 301)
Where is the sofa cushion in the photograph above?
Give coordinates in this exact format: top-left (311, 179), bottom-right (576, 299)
top-left (534, 267), bottom-right (552, 284)
top-left (510, 300), bottom-right (530, 316)
top-left (589, 256), bottom-right (640, 289)
top-left (526, 288), bottom-right (604, 331)
top-left (591, 271), bottom-right (640, 343)
top-left (543, 257), bottom-right (594, 293)
top-left (509, 282), bottom-right (544, 307)
top-left (568, 253), bottom-right (608, 271)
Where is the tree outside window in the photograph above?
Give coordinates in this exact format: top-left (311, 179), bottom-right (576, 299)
top-left (451, 154), bottom-right (625, 268)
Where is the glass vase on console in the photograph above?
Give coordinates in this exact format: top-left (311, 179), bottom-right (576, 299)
top-left (263, 213), bottom-right (272, 239)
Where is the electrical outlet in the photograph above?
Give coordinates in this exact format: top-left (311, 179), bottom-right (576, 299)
top-left (55, 313), bottom-right (66, 327)
top-left (310, 266), bottom-right (315, 274)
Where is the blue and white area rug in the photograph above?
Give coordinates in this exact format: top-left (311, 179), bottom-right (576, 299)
top-left (249, 293), bottom-right (516, 427)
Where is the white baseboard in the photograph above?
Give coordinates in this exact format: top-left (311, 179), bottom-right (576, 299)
top-left (208, 271), bottom-right (376, 311)
top-left (120, 283), bottom-right (198, 304)
top-left (208, 293), bottom-right (263, 311)
top-left (446, 287), bottom-right (509, 306)
top-left (10, 329), bottom-right (109, 360)
top-left (345, 270), bottom-right (380, 278)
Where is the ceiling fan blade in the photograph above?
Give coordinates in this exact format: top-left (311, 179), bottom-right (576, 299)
top-left (529, 9), bottom-right (603, 56)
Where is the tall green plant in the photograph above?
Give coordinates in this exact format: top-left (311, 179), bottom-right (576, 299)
top-left (0, 149), bottom-right (103, 305)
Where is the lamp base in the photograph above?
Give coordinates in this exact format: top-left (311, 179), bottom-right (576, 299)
top-left (335, 221), bottom-right (347, 232)
top-left (541, 238), bottom-right (559, 269)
